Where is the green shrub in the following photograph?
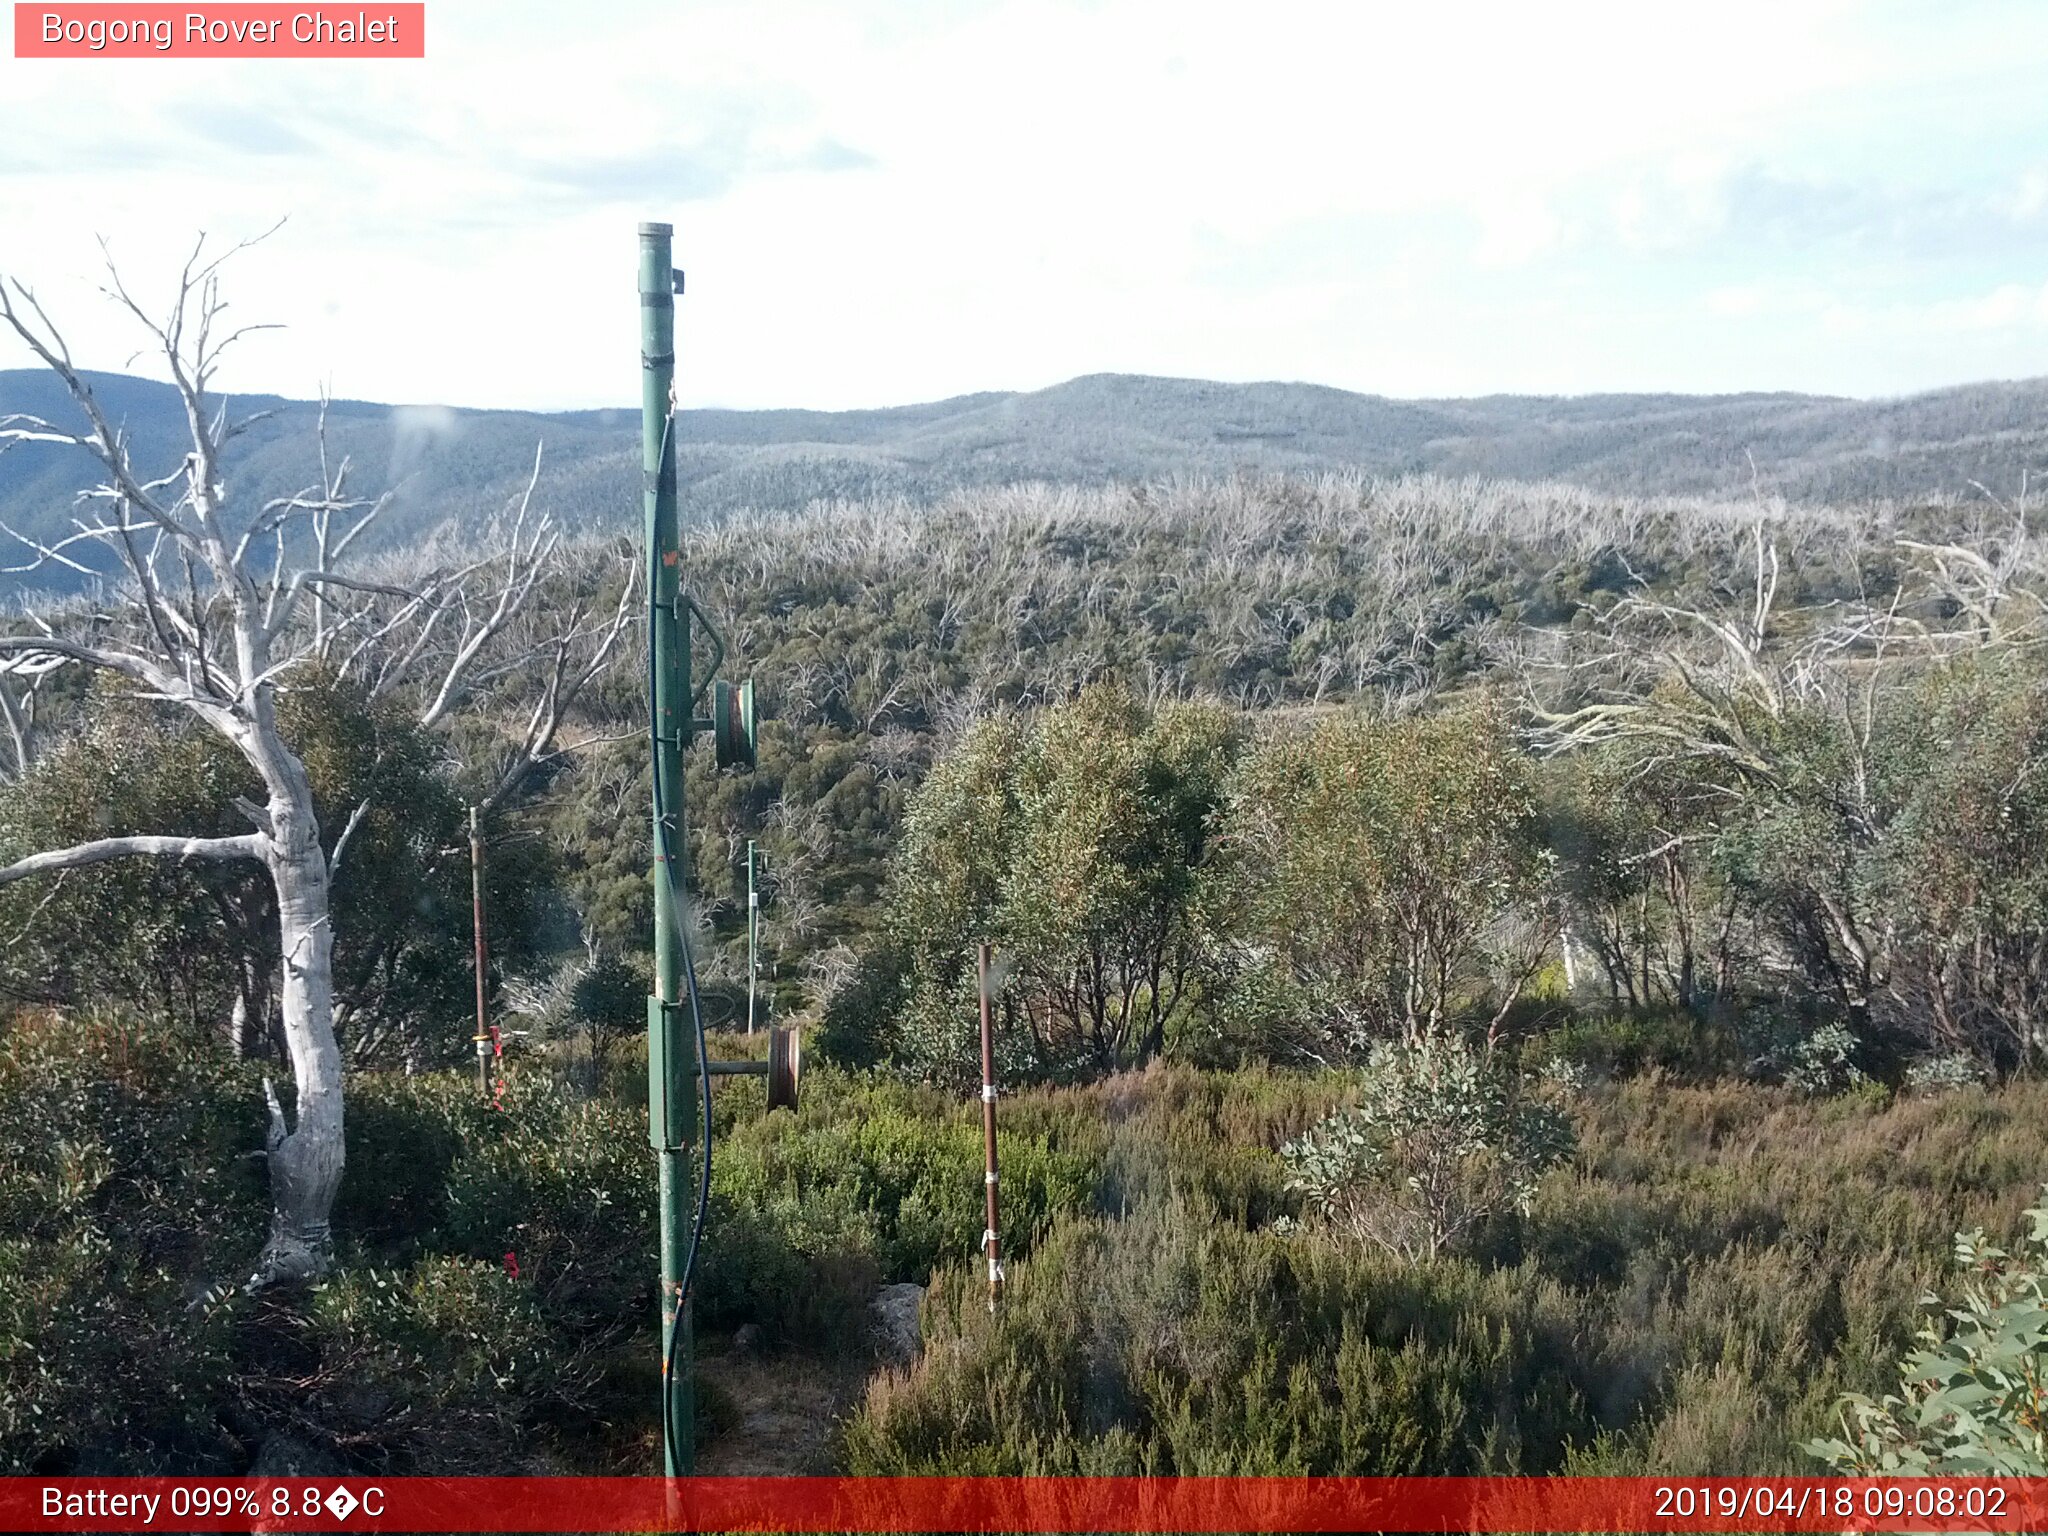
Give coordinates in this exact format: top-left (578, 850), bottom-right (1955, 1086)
top-left (335, 1072), bottom-right (498, 1255)
top-left (0, 1025), bottom-right (641, 1474)
top-left (282, 1257), bottom-right (571, 1472)
top-left (1775, 1021), bottom-right (1872, 1096)
top-left (699, 1068), bottom-right (1103, 1343)
top-left (848, 1071), bottom-right (2048, 1477)
top-left (882, 687), bottom-right (1240, 1084)
top-left (696, 1194), bottom-right (884, 1348)
top-left (0, 1011), bottom-right (261, 1473)
top-left (816, 946), bottom-right (908, 1069)
top-left (843, 1199), bottom-right (1595, 1475)
top-left (1282, 1029), bottom-right (1576, 1260)
top-left (20, 987), bottom-right (2048, 1479)
top-left (440, 1077), bottom-right (652, 1332)
top-left (1079, 1065), bottom-right (1320, 1229)
top-left (1904, 1053), bottom-right (1992, 1094)
top-left (0, 1227), bottom-right (240, 1474)
top-left (1537, 1008), bottom-right (1745, 1081)
top-left (1213, 708), bottom-right (1548, 1059)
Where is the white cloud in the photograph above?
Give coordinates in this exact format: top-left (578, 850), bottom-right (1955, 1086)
top-left (2007, 166), bottom-right (2048, 219)
top-left (1869, 281), bottom-right (2048, 335)
top-left (1704, 281), bottom-right (1840, 320)
top-left (1472, 195), bottom-right (1566, 270)
top-left (0, 0), bottom-right (2045, 407)
top-left (1613, 155), bottom-right (1736, 253)
top-left (1705, 286), bottom-right (1764, 319)
top-left (1934, 283), bottom-right (2048, 331)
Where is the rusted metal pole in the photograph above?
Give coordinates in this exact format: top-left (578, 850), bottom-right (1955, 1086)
top-left (746, 839), bottom-right (759, 1036)
top-left (470, 804), bottom-right (490, 1093)
top-left (978, 942), bottom-right (1003, 1312)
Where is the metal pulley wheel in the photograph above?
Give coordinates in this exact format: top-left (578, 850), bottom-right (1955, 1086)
top-left (766, 1024), bottom-right (801, 1111)
top-left (712, 677), bottom-right (757, 770)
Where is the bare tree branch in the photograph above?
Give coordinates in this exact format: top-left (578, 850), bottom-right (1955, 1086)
top-left (0, 831), bottom-right (264, 886)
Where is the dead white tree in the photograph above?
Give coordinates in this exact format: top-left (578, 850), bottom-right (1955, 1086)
top-left (0, 236), bottom-right (630, 1288)
top-left (1526, 514), bottom-right (2045, 1040)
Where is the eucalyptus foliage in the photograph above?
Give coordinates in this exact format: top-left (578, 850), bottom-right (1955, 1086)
top-left (882, 683), bottom-right (1240, 1084)
top-left (0, 675), bottom-right (550, 1065)
top-left (1807, 1194), bottom-right (2048, 1474)
top-left (1281, 1027), bottom-right (1575, 1261)
top-left (1215, 707), bottom-right (1551, 1059)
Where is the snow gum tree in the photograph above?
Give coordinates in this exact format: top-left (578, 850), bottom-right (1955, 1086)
top-left (0, 238), bottom-right (628, 1287)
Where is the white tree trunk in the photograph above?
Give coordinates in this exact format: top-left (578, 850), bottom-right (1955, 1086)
top-left (248, 732), bottom-right (346, 1287)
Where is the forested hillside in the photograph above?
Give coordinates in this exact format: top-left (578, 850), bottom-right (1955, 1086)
top-left (6, 366), bottom-right (2048, 596)
top-left (7, 447), bottom-right (2048, 1476)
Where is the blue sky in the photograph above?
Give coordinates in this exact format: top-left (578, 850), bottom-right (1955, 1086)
top-left (2, 0), bottom-right (2046, 410)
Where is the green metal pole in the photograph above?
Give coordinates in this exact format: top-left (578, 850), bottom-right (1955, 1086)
top-left (640, 220), bottom-right (694, 1475)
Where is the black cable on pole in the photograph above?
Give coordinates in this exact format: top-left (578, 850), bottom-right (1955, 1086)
top-left (649, 413), bottom-right (714, 1473)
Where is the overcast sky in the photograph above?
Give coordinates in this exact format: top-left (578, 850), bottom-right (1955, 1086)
top-left (2, 0), bottom-right (2047, 411)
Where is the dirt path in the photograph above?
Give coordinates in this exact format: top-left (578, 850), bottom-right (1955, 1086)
top-left (694, 1345), bottom-right (874, 1475)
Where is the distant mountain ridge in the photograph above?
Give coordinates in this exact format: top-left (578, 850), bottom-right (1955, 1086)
top-left (1, 367), bottom-right (2043, 592)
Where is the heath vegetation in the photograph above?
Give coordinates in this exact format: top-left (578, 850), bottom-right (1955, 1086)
top-left (4, 264), bottom-right (2048, 1474)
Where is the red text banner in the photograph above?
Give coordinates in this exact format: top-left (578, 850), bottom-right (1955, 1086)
top-left (13, 4), bottom-right (424, 57)
top-left (8, 1476), bottom-right (2048, 1533)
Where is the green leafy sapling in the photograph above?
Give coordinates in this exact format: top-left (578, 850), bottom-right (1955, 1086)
top-left (1806, 1191), bottom-right (2048, 1474)
top-left (1280, 1027), bottom-right (1576, 1261)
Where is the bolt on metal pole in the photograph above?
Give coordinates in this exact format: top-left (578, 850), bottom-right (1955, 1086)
top-left (640, 220), bottom-right (694, 1475)
top-left (470, 805), bottom-right (489, 1094)
top-left (978, 943), bottom-right (1003, 1313)
top-left (746, 839), bottom-right (759, 1036)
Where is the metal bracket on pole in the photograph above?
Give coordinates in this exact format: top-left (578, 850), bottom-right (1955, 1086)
top-left (685, 594), bottom-right (727, 704)
top-left (648, 995), bottom-right (800, 1133)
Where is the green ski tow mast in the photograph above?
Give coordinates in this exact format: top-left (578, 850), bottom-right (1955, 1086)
top-left (638, 219), bottom-right (798, 1476)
